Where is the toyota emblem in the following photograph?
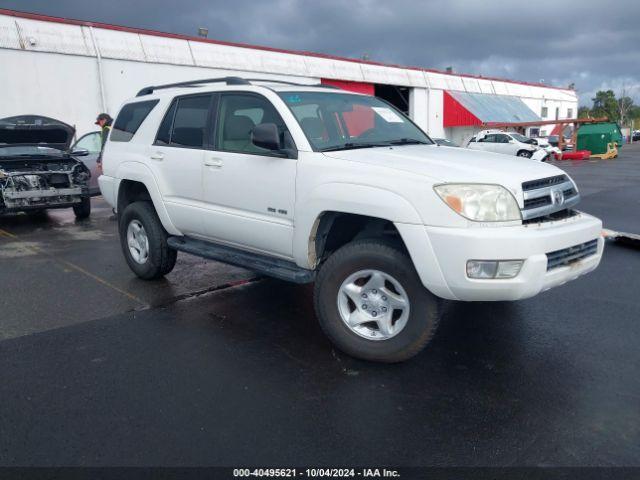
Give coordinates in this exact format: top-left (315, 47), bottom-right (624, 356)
top-left (552, 189), bottom-right (564, 205)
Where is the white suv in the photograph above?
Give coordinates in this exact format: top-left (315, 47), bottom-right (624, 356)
top-left (99, 77), bottom-right (603, 362)
top-left (468, 130), bottom-right (547, 160)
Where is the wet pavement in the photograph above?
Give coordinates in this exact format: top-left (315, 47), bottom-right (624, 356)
top-left (0, 144), bottom-right (639, 467)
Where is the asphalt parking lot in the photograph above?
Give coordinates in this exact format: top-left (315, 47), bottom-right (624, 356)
top-left (1, 144), bottom-right (639, 467)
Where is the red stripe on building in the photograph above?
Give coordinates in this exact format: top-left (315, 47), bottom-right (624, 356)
top-left (320, 79), bottom-right (374, 95)
top-left (443, 91), bottom-right (481, 127)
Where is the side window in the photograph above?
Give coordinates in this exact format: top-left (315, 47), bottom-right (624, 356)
top-left (170, 95), bottom-right (212, 148)
top-left (483, 134), bottom-right (496, 143)
top-left (111, 100), bottom-right (159, 142)
top-left (155, 101), bottom-right (178, 146)
top-left (74, 132), bottom-right (102, 153)
top-left (497, 134), bottom-right (510, 143)
top-left (217, 93), bottom-right (291, 155)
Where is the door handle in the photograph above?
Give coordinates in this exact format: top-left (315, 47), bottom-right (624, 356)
top-left (204, 157), bottom-right (224, 168)
top-left (150, 152), bottom-right (164, 161)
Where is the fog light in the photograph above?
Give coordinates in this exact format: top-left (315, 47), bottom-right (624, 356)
top-left (466, 260), bottom-right (498, 279)
top-left (467, 260), bottom-right (523, 279)
top-left (496, 260), bottom-right (524, 278)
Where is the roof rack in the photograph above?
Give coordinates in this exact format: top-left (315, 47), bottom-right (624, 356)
top-left (136, 77), bottom-right (339, 96)
top-left (136, 77), bottom-right (250, 96)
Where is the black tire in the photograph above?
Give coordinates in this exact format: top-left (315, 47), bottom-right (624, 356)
top-left (517, 150), bottom-right (532, 158)
top-left (314, 239), bottom-right (440, 363)
top-left (119, 201), bottom-right (177, 280)
top-left (73, 196), bottom-right (91, 219)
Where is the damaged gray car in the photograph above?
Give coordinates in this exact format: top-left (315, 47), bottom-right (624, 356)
top-left (0, 115), bottom-right (92, 219)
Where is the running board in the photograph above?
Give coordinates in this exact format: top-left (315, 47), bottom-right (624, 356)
top-left (167, 236), bottom-right (315, 284)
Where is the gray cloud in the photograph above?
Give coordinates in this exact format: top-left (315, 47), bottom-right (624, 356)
top-left (1, 0), bottom-right (638, 105)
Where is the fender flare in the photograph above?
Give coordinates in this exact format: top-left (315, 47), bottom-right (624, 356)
top-left (114, 161), bottom-right (181, 235)
top-left (292, 182), bottom-right (423, 267)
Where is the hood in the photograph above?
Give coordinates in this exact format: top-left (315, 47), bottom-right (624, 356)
top-left (0, 115), bottom-right (75, 150)
top-left (322, 144), bottom-right (563, 189)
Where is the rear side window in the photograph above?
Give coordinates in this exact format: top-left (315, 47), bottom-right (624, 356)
top-left (155, 95), bottom-right (212, 148)
top-left (111, 100), bottom-right (159, 142)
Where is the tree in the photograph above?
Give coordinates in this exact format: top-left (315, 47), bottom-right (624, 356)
top-left (591, 90), bottom-right (618, 121)
top-left (617, 85), bottom-right (637, 126)
top-left (578, 106), bottom-right (591, 118)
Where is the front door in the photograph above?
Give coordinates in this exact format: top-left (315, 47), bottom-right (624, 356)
top-left (147, 94), bottom-right (214, 236)
top-left (201, 92), bottom-right (297, 258)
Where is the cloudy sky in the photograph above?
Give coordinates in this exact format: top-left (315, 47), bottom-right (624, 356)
top-left (1, 0), bottom-right (638, 105)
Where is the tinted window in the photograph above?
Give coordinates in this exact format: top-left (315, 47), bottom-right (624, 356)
top-left (111, 100), bottom-right (159, 142)
top-left (217, 94), bottom-right (290, 155)
top-left (496, 134), bottom-right (510, 143)
top-left (155, 101), bottom-right (177, 146)
top-left (170, 95), bottom-right (212, 148)
top-left (483, 134), bottom-right (496, 143)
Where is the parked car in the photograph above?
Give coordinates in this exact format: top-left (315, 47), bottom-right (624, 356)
top-left (99, 77), bottom-right (603, 363)
top-left (433, 138), bottom-right (459, 147)
top-left (632, 131), bottom-right (640, 142)
top-left (70, 131), bottom-right (102, 195)
top-left (546, 135), bottom-right (574, 151)
top-left (467, 130), bottom-right (548, 160)
top-left (0, 115), bottom-right (92, 218)
top-left (530, 137), bottom-right (561, 156)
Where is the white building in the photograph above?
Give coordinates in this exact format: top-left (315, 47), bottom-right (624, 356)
top-left (0, 8), bottom-right (577, 143)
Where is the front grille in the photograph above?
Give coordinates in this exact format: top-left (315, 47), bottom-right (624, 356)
top-left (522, 175), bottom-right (567, 191)
top-left (521, 174), bottom-right (580, 221)
top-left (524, 196), bottom-right (552, 210)
top-left (523, 209), bottom-right (579, 225)
top-left (546, 239), bottom-right (598, 271)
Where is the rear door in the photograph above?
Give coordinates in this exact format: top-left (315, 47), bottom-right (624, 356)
top-left (200, 92), bottom-right (297, 258)
top-left (494, 134), bottom-right (515, 155)
top-left (147, 94), bottom-right (214, 236)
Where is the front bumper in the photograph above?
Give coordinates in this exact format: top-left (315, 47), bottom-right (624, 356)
top-left (418, 212), bottom-right (603, 301)
top-left (1, 186), bottom-right (85, 212)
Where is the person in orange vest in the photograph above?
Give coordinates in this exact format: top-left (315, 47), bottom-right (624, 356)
top-left (95, 113), bottom-right (113, 175)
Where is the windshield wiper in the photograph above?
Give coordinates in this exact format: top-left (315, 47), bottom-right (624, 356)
top-left (388, 138), bottom-right (430, 146)
top-left (320, 142), bottom-right (389, 152)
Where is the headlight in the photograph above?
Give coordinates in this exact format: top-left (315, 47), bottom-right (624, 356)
top-left (434, 184), bottom-right (521, 222)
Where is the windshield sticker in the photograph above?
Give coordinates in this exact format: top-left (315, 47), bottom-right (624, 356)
top-left (285, 95), bottom-right (302, 104)
top-left (372, 107), bottom-right (403, 123)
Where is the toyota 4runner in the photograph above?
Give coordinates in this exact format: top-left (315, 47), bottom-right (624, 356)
top-left (99, 77), bottom-right (603, 362)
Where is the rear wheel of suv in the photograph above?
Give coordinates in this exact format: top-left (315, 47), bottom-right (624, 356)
top-left (119, 201), bottom-right (177, 279)
top-left (517, 150), bottom-right (532, 158)
top-left (73, 196), bottom-right (91, 219)
top-left (314, 239), bottom-right (440, 363)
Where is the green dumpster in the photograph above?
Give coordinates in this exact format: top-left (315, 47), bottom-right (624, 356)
top-left (576, 122), bottom-right (623, 155)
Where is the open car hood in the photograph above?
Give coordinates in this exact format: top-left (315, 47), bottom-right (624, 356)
top-left (0, 115), bottom-right (75, 150)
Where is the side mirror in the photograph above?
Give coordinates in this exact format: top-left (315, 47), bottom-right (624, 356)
top-left (70, 148), bottom-right (89, 157)
top-left (251, 123), bottom-right (281, 151)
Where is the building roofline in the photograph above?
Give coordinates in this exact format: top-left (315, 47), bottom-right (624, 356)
top-left (0, 7), bottom-right (574, 93)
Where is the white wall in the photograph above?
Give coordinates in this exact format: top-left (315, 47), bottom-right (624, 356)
top-left (426, 89), bottom-right (445, 138)
top-left (408, 87), bottom-right (428, 131)
top-left (0, 49), bottom-right (317, 138)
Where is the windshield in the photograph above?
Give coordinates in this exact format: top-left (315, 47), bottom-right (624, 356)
top-left (0, 145), bottom-right (66, 157)
top-left (509, 133), bottom-right (532, 143)
top-left (278, 91), bottom-right (433, 151)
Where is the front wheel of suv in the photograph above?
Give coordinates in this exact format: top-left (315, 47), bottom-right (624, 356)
top-left (119, 201), bottom-right (177, 280)
top-left (517, 150), bottom-right (533, 158)
top-left (73, 196), bottom-right (91, 219)
top-left (314, 239), bottom-right (441, 363)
